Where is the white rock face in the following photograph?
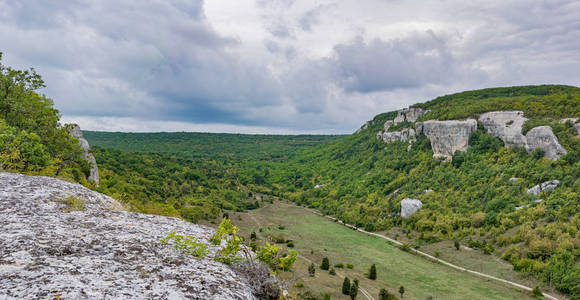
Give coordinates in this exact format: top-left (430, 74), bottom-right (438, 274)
top-left (69, 124), bottom-right (100, 184)
top-left (525, 126), bottom-right (567, 159)
top-left (401, 198), bottom-right (422, 218)
top-left (417, 119), bottom-right (477, 161)
top-left (378, 128), bottom-right (416, 143)
top-left (479, 111), bottom-right (528, 148)
top-left (479, 111), bottom-right (568, 159)
top-left (0, 173), bottom-right (257, 300)
top-left (393, 107), bottom-right (428, 125)
top-left (527, 180), bottom-right (559, 196)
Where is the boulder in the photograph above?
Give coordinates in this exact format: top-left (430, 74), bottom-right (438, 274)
top-left (69, 124), bottom-right (100, 184)
top-left (0, 172), bottom-right (259, 299)
top-left (401, 198), bottom-right (422, 218)
top-left (525, 126), bottom-right (567, 159)
top-left (527, 180), bottom-right (559, 196)
top-left (417, 119), bottom-right (477, 161)
top-left (393, 107), bottom-right (428, 125)
top-left (559, 118), bottom-right (578, 124)
top-left (479, 111), bottom-right (528, 148)
top-left (379, 128), bottom-right (416, 143)
top-left (509, 177), bottom-right (519, 182)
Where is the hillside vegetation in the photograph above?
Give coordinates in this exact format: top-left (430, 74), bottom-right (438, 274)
top-left (0, 53), bottom-right (89, 184)
top-left (87, 85), bottom-right (580, 298)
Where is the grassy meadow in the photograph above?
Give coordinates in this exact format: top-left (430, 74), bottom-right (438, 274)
top-left (229, 201), bottom-right (539, 300)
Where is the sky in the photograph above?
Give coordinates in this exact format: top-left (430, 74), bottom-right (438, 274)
top-left (1, 0), bottom-right (579, 134)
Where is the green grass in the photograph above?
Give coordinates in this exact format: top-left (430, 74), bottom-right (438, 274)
top-left (231, 201), bottom-right (537, 300)
top-left (55, 195), bottom-right (86, 212)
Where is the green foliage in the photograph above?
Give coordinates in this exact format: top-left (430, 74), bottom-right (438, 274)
top-left (531, 286), bottom-right (543, 298)
top-left (369, 264), bottom-right (377, 280)
top-left (160, 232), bottom-right (209, 258)
top-left (454, 241), bottom-right (460, 251)
top-left (55, 195), bottom-right (85, 212)
top-left (350, 279), bottom-right (359, 300)
top-left (342, 277), bottom-right (351, 295)
top-left (256, 242), bottom-right (297, 272)
top-left (328, 267), bottom-right (336, 275)
top-left (346, 263), bottom-right (354, 269)
top-left (0, 53), bottom-right (87, 182)
top-left (334, 262), bottom-right (344, 268)
top-left (379, 288), bottom-right (399, 300)
top-left (399, 286), bottom-right (405, 298)
top-left (320, 257), bottom-right (330, 270)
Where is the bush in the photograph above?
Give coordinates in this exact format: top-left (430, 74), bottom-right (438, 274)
top-left (308, 263), bottom-right (315, 277)
top-left (342, 277), bottom-right (351, 295)
top-left (329, 268), bottom-right (336, 275)
top-left (273, 235), bottom-right (285, 244)
top-left (454, 240), bottom-right (460, 250)
top-left (531, 286), bottom-right (542, 298)
top-left (346, 263), bottom-right (354, 269)
top-left (320, 257), bottom-right (330, 270)
top-left (334, 262), bottom-right (344, 268)
top-left (286, 240), bottom-right (294, 248)
top-left (369, 264), bottom-right (377, 280)
top-left (379, 288), bottom-right (399, 300)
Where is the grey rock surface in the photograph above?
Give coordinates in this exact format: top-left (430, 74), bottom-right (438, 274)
top-left (479, 111), bottom-right (568, 159)
top-left (479, 111), bottom-right (528, 148)
top-left (0, 173), bottom-right (256, 300)
top-left (525, 126), bottom-right (567, 159)
top-left (393, 107), bottom-right (428, 124)
top-left (401, 198), bottom-right (422, 218)
top-left (69, 124), bottom-right (100, 184)
top-left (527, 180), bottom-right (559, 196)
top-left (418, 119), bottom-right (477, 161)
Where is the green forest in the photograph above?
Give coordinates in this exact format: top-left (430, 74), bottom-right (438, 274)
top-left (1, 53), bottom-right (578, 298)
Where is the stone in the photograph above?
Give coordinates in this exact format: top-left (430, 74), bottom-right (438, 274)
top-left (0, 173), bottom-right (258, 300)
top-left (69, 124), bottom-right (100, 185)
top-left (559, 118), bottom-right (578, 124)
top-left (509, 177), bottom-right (519, 182)
top-left (393, 107), bottom-right (428, 125)
top-left (527, 180), bottom-right (559, 196)
top-left (379, 128), bottom-right (416, 143)
top-left (423, 189), bottom-right (434, 194)
top-left (384, 120), bottom-right (394, 131)
top-left (401, 198), bottom-right (422, 218)
top-left (417, 119), bottom-right (477, 161)
top-left (479, 111), bottom-right (527, 148)
top-left (525, 126), bottom-right (567, 159)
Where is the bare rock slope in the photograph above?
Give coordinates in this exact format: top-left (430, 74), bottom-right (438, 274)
top-left (0, 172), bottom-right (256, 300)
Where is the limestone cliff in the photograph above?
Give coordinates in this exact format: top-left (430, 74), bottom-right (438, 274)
top-left (416, 119), bottom-right (477, 161)
top-left (478, 111), bottom-right (568, 159)
top-left (0, 172), bottom-right (257, 299)
top-left (69, 124), bottom-right (100, 185)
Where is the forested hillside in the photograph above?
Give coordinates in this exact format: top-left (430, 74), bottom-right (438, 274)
top-left (87, 85), bottom-right (580, 298)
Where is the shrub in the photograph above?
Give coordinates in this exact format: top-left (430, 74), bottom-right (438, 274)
top-left (342, 277), bottom-right (351, 295)
top-left (286, 240), bottom-right (294, 248)
top-left (369, 264), bottom-right (377, 280)
top-left (335, 262), bottom-right (344, 268)
top-left (160, 232), bottom-right (209, 258)
top-left (329, 268), bottom-right (336, 275)
top-left (531, 286), bottom-right (542, 298)
top-left (278, 225), bottom-right (285, 230)
top-left (56, 195), bottom-right (85, 212)
top-left (379, 288), bottom-right (398, 300)
top-left (320, 257), bottom-right (330, 270)
top-left (346, 263), bottom-right (354, 269)
top-left (273, 235), bottom-right (285, 244)
top-left (308, 263), bottom-right (316, 277)
top-left (454, 240), bottom-right (460, 250)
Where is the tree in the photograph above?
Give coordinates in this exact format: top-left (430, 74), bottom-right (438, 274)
top-left (342, 277), bottom-right (351, 295)
top-left (350, 283), bottom-right (358, 300)
top-left (250, 231), bottom-right (257, 240)
top-left (308, 263), bottom-right (316, 277)
top-left (399, 286), bottom-right (405, 298)
top-left (320, 257), bottom-right (330, 270)
top-left (454, 240), bottom-right (460, 251)
top-left (379, 288), bottom-right (398, 300)
top-left (369, 264), bottom-right (377, 280)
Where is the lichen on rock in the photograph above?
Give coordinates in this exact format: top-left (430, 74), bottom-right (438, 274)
top-left (0, 172), bottom-right (257, 300)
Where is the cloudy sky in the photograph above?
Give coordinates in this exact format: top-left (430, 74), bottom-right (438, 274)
top-left (1, 0), bottom-right (579, 133)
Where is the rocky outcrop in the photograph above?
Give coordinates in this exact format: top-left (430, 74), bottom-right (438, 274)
top-left (525, 126), bottom-right (567, 159)
top-left (69, 124), bottom-right (100, 185)
top-left (416, 119), bottom-right (477, 161)
top-left (527, 180), bottom-right (559, 196)
top-left (394, 107), bottom-right (428, 124)
top-left (479, 111), bottom-right (528, 148)
top-left (0, 173), bottom-right (257, 299)
top-left (401, 198), bottom-right (422, 218)
top-left (478, 111), bottom-right (568, 159)
top-left (377, 128), bottom-right (416, 143)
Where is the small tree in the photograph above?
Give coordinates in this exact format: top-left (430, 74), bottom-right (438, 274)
top-left (379, 288), bottom-right (397, 300)
top-left (350, 283), bottom-right (358, 300)
top-left (321, 257), bottom-right (330, 270)
top-left (369, 264), bottom-right (377, 280)
top-left (399, 286), bottom-right (405, 298)
top-left (342, 277), bottom-right (351, 295)
top-left (454, 240), bottom-right (460, 250)
top-left (308, 263), bottom-right (316, 277)
top-left (531, 286), bottom-right (542, 297)
top-left (250, 231), bottom-right (257, 240)
top-left (329, 268), bottom-right (336, 275)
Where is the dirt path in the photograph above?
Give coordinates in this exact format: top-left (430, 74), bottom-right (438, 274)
top-left (303, 207), bottom-right (561, 300)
